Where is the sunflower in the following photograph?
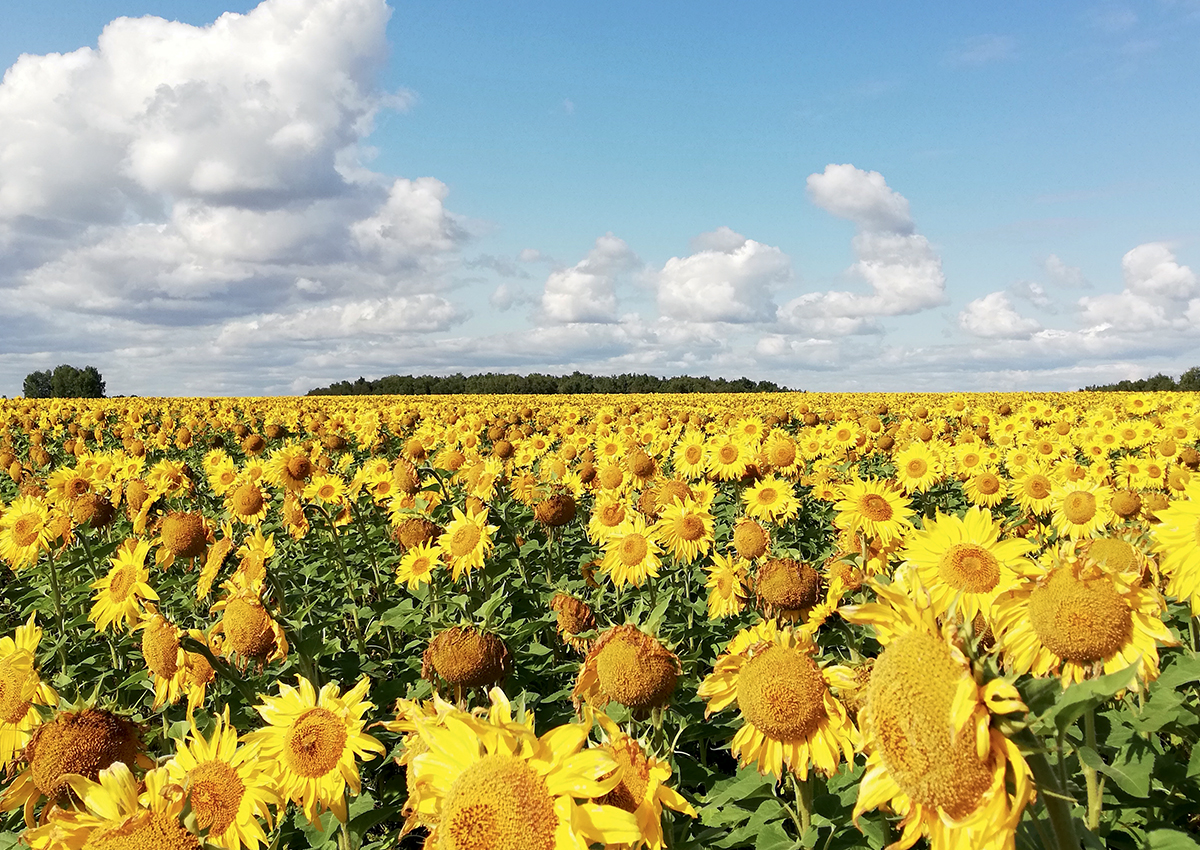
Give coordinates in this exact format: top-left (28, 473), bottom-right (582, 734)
top-left (407, 691), bottom-right (642, 850)
top-left (154, 510), bottom-right (211, 569)
top-left (264, 442), bottom-right (315, 492)
top-left (21, 762), bottom-right (199, 849)
top-left (0, 495), bottom-right (51, 570)
top-left (574, 625), bottom-right (680, 712)
top-left (705, 552), bottom-right (750, 619)
top-left (233, 527), bottom-right (276, 590)
top-left (897, 507), bottom-right (1034, 623)
top-left (652, 498), bottom-right (713, 563)
top-left (833, 478), bottom-right (914, 547)
top-left (600, 514), bottom-right (663, 588)
top-left (45, 465), bottom-right (94, 506)
top-left (893, 441), bottom-right (942, 494)
top-left (591, 711), bottom-right (696, 849)
top-left (89, 537), bottom-right (158, 633)
top-left (396, 539), bottom-right (443, 590)
top-left (199, 523), bottom-right (236, 601)
top-left (964, 470), bottom-right (1007, 508)
top-left (1011, 465), bottom-right (1055, 516)
top-left (135, 609), bottom-right (187, 709)
top-left (439, 505), bottom-right (498, 582)
top-left (672, 431), bottom-right (708, 480)
top-left (1151, 481), bottom-right (1200, 613)
top-left (281, 492), bottom-right (310, 540)
top-left (211, 574), bottom-right (288, 668)
top-left (550, 593), bottom-right (596, 652)
top-left (763, 430), bottom-right (802, 478)
top-left (991, 542), bottom-right (1177, 688)
top-left (1050, 479), bottom-right (1115, 541)
top-left (840, 581), bottom-right (1032, 850)
top-left (242, 676), bottom-right (385, 826)
top-left (226, 477), bottom-right (270, 525)
top-left (743, 475), bottom-right (800, 524)
top-left (165, 707), bottom-right (281, 850)
top-left (302, 472), bottom-right (345, 506)
top-left (698, 620), bottom-right (856, 781)
top-left (0, 614), bottom-right (57, 768)
top-left (707, 435), bottom-right (750, 481)
top-left (589, 496), bottom-right (632, 544)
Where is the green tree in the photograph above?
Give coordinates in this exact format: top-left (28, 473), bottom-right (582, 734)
top-left (22, 370), bottom-right (52, 398)
top-left (1179, 366), bottom-right (1200, 392)
top-left (45, 364), bottom-right (106, 398)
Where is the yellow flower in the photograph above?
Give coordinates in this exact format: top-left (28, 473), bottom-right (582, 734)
top-left (894, 441), bottom-right (942, 494)
top-left (964, 470), bottom-right (1007, 508)
top-left (671, 431), bottom-right (708, 479)
top-left (705, 552), bottom-right (749, 619)
top-left (592, 711), bottom-right (696, 850)
top-left (841, 581), bottom-right (1033, 850)
top-left (165, 707), bottom-right (282, 850)
top-left (742, 475), bottom-right (800, 524)
top-left (0, 495), bottom-right (51, 570)
top-left (243, 676), bottom-right (385, 826)
top-left (652, 498), bottom-right (713, 563)
top-left (0, 615), bottom-right (57, 768)
top-left (992, 542), bottom-right (1178, 689)
top-left (588, 495), bottom-right (631, 544)
top-left (408, 687), bottom-right (643, 850)
top-left (89, 537), bottom-right (158, 633)
top-left (698, 620), bottom-right (856, 781)
top-left (600, 514), bottom-right (663, 588)
top-left (135, 610), bottom-right (187, 709)
top-left (574, 625), bottom-right (680, 712)
top-left (303, 472), bottom-right (345, 506)
top-left (1050, 479), bottom-right (1115, 541)
top-left (897, 507), bottom-right (1034, 623)
top-left (706, 435), bottom-right (750, 481)
top-left (439, 504), bottom-right (498, 582)
top-left (1151, 479), bottom-right (1200, 613)
top-left (395, 538), bottom-right (443, 590)
top-left (833, 478), bottom-right (914, 547)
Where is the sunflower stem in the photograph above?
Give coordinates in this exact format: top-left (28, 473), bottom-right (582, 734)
top-left (793, 773), bottom-right (813, 835)
top-left (1082, 708), bottom-right (1104, 832)
top-left (79, 531), bottom-right (101, 581)
top-left (45, 546), bottom-right (65, 637)
top-left (180, 635), bottom-right (256, 705)
top-left (1014, 728), bottom-right (1080, 850)
top-left (315, 503), bottom-right (367, 656)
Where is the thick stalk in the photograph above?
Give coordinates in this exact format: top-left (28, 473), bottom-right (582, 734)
top-left (316, 504), bottom-right (367, 655)
top-left (79, 532), bottom-right (101, 581)
top-left (1015, 729), bottom-right (1080, 850)
top-left (1082, 708), bottom-right (1104, 832)
top-left (180, 636), bottom-right (257, 704)
top-left (45, 546), bottom-right (65, 634)
top-left (794, 774), bottom-right (813, 835)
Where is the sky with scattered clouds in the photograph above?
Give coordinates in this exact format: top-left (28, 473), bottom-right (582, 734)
top-left (2, 0), bottom-right (1199, 396)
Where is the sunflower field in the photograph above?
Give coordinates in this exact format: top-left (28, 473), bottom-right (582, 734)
top-left (1, 392), bottom-right (1199, 850)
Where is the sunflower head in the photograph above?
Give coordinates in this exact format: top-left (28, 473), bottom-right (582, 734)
top-left (24, 708), bottom-right (142, 803)
top-left (71, 493), bottom-right (116, 531)
top-left (534, 493), bottom-right (576, 527)
top-left (161, 512), bottom-right (208, 559)
top-left (575, 625), bottom-right (680, 712)
top-left (550, 593), bottom-right (595, 650)
top-left (422, 626), bottom-right (512, 690)
top-left (755, 558), bottom-right (821, 619)
top-left (732, 518), bottom-right (769, 560)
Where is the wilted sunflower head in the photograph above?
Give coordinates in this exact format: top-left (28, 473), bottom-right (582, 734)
top-left (732, 519), bottom-right (769, 560)
top-left (534, 493), bottom-right (576, 527)
top-left (576, 625), bottom-right (680, 712)
top-left (161, 512), bottom-right (208, 559)
top-left (755, 558), bottom-right (821, 619)
top-left (24, 708), bottom-right (142, 803)
top-left (422, 626), bottom-right (512, 689)
top-left (392, 515), bottom-right (442, 551)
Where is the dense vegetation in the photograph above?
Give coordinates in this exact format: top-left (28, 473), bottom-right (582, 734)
top-left (22, 365), bottom-right (106, 399)
top-left (308, 370), bottom-right (790, 396)
top-left (1085, 366), bottom-right (1200, 392)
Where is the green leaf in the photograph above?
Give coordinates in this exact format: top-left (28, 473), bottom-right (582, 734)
top-left (1152, 655), bottom-right (1200, 692)
top-left (1189, 742), bottom-right (1200, 779)
top-left (1146, 828), bottom-right (1200, 849)
top-left (754, 821), bottom-right (798, 850)
top-left (1042, 664), bottom-right (1138, 734)
top-left (1078, 743), bottom-right (1154, 797)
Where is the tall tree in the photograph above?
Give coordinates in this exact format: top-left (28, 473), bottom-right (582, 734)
top-left (22, 370), bottom-right (52, 398)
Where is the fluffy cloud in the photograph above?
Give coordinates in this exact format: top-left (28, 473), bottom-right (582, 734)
top-left (958, 292), bottom-right (1041, 338)
top-left (1077, 243), bottom-right (1197, 331)
top-left (1045, 254), bottom-right (1088, 287)
top-left (778, 164), bottom-right (946, 334)
top-left (0, 0), bottom-right (470, 394)
top-left (540, 234), bottom-right (639, 324)
top-left (657, 229), bottom-right (790, 323)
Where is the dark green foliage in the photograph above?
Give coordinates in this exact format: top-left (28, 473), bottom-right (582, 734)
top-left (309, 370), bottom-right (791, 396)
top-left (1084, 367), bottom-right (1200, 392)
top-left (23, 364), bottom-right (105, 398)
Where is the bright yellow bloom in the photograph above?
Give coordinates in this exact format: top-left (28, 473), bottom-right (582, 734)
top-left (0, 615), bottom-right (57, 767)
top-left (705, 552), bottom-right (749, 619)
top-left (396, 538), bottom-right (443, 590)
top-left (243, 676), bottom-right (385, 826)
top-left (600, 514), bottom-right (663, 588)
top-left (652, 498), bottom-right (713, 563)
top-left (439, 505), bottom-right (497, 581)
top-left (833, 478), bottom-right (914, 547)
top-left (90, 537), bottom-right (158, 633)
top-left (0, 495), bottom-right (51, 570)
top-left (1152, 479), bottom-right (1200, 613)
top-left (742, 475), bottom-right (800, 524)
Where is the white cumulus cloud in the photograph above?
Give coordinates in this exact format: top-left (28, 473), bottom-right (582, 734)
top-left (657, 229), bottom-right (790, 323)
top-left (959, 292), bottom-right (1041, 339)
top-left (540, 234), bottom-right (639, 324)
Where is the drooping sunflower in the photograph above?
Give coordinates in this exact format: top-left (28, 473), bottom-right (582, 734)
top-left (135, 609), bottom-right (187, 709)
top-left (0, 495), bottom-right (51, 570)
top-left (742, 475), bottom-right (800, 524)
top-left (574, 625), bottom-right (680, 713)
top-left (154, 510), bottom-right (210, 569)
top-left (242, 676), bottom-right (385, 826)
top-left (652, 498), bottom-right (713, 564)
top-left (1050, 479), bottom-right (1115, 541)
top-left (698, 620), bottom-right (856, 781)
top-left (600, 514), bottom-right (663, 588)
top-left (0, 614), bottom-right (57, 768)
top-left (897, 507), bottom-right (1035, 623)
top-left (591, 711), bottom-right (696, 850)
top-left (21, 762), bottom-right (199, 849)
top-left (991, 542), bottom-right (1177, 688)
top-left (199, 522), bottom-right (237, 601)
top-left (840, 581), bottom-right (1033, 850)
top-left (550, 593), bottom-right (597, 652)
top-left (165, 707), bottom-right (282, 850)
top-left (1151, 480), bottom-right (1200, 612)
top-left (89, 537), bottom-right (158, 633)
top-left (439, 505), bottom-right (498, 582)
top-left (211, 574), bottom-right (288, 668)
top-left (833, 478), bottom-right (914, 547)
top-left (705, 552), bottom-right (750, 619)
top-left (407, 692), bottom-right (643, 850)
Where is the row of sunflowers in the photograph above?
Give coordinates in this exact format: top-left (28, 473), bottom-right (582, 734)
top-left (0, 392), bottom-right (1198, 850)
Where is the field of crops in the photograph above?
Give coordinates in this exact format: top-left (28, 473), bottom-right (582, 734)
top-left (0, 392), bottom-right (1198, 850)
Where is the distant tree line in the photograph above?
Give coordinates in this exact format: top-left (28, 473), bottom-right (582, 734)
top-left (308, 371), bottom-right (791, 396)
top-left (1084, 367), bottom-right (1200, 392)
top-left (22, 365), bottom-right (106, 398)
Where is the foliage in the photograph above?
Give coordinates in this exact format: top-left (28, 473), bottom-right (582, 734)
top-left (308, 370), bottom-right (791, 395)
top-left (22, 364), bottom-right (105, 398)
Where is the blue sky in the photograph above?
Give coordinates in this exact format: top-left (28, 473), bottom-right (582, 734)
top-left (1, 0), bottom-right (1198, 395)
